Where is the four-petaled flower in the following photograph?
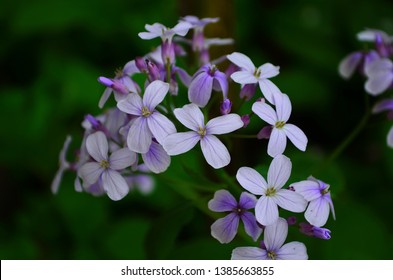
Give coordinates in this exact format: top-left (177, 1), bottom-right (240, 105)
top-left (163, 104), bottom-right (243, 169)
top-left (208, 190), bottom-right (262, 244)
top-left (231, 218), bottom-right (308, 260)
top-left (236, 155), bottom-right (307, 226)
top-left (252, 93), bottom-right (308, 157)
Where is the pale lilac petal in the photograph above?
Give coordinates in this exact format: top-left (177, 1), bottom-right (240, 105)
top-left (231, 247), bottom-right (268, 260)
top-left (213, 70), bottom-right (228, 98)
top-left (267, 154), bottom-right (291, 189)
top-left (51, 168), bottom-right (66, 195)
top-left (206, 114), bottom-right (243, 135)
top-left (127, 117), bottom-right (152, 153)
top-left (99, 87), bottom-right (112, 109)
top-left (174, 66), bottom-right (192, 86)
top-left (123, 60), bottom-right (139, 76)
top-left (357, 29), bottom-right (391, 43)
top-left (147, 112), bottom-right (176, 144)
top-left (252, 101), bottom-right (277, 125)
top-left (134, 175), bottom-right (154, 194)
top-left (258, 79), bottom-right (281, 104)
top-left (138, 23), bottom-right (162, 40)
top-left (236, 167), bottom-right (267, 195)
top-left (365, 72), bottom-right (393, 95)
top-left (163, 131), bottom-right (200, 155)
top-left (117, 93), bottom-right (143, 116)
top-left (109, 147), bottom-right (136, 170)
top-left (290, 180), bottom-right (322, 201)
top-left (200, 135), bottom-right (230, 169)
top-left (174, 104), bottom-right (205, 131)
top-left (208, 189), bottom-right (237, 212)
top-left (305, 198), bottom-right (330, 227)
top-left (276, 242), bottom-right (308, 260)
top-left (188, 72), bottom-right (213, 107)
top-left (86, 131), bottom-right (108, 162)
top-left (101, 170), bottom-right (129, 201)
top-left (241, 211), bottom-right (263, 241)
top-left (372, 98), bottom-right (393, 113)
top-left (365, 58), bottom-right (393, 76)
top-left (255, 196), bottom-right (279, 226)
top-left (171, 21), bottom-right (192, 36)
top-left (264, 217), bottom-right (288, 251)
top-left (74, 177), bottom-right (83, 192)
top-left (211, 213), bottom-right (239, 244)
top-left (267, 128), bottom-right (287, 157)
top-left (273, 189), bottom-right (307, 213)
top-left (120, 76), bottom-right (138, 94)
top-left (141, 142), bottom-right (170, 173)
top-left (388, 125), bottom-right (393, 148)
top-left (338, 52), bottom-right (363, 79)
top-left (239, 192), bottom-right (258, 209)
top-left (230, 71), bottom-right (258, 84)
top-left (258, 63), bottom-right (280, 79)
top-left (275, 93), bottom-right (292, 122)
top-left (143, 80), bottom-right (169, 110)
top-left (79, 162), bottom-right (103, 185)
top-left (138, 31), bottom-right (160, 40)
top-left (284, 124), bottom-right (308, 151)
top-left (227, 52), bottom-right (255, 72)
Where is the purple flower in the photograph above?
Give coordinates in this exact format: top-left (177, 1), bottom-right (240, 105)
top-left (117, 80), bottom-right (176, 153)
top-left (208, 190), bottom-right (262, 244)
top-left (163, 104), bottom-right (243, 169)
top-left (51, 135), bottom-right (72, 194)
top-left (181, 16), bottom-right (219, 51)
top-left (299, 222), bottom-right (331, 240)
top-left (357, 29), bottom-right (393, 57)
top-left (252, 94), bottom-right (308, 157)
top-left (142, 141), bottom-right (171, 174)
top-left (290, 176), bottom-right (336, 227)
top-left (188, 64), bottom-right (228, 107)
top-left (364, 58), bottom-right (393, 95)
top-left (236, 155), bottom-right (307, 226)
top-left (138, 22), bottom-right (192, 42)
top-left (79, 131), bottom-right (137, 201)
top-left (231, 218), bottom-right (308, 260)
top-left (227, 52), bottom-right (281, 104)
top-left (338, 50), bottom-right (379, 79)
top-left (220, 99), bottom-right (232, 115)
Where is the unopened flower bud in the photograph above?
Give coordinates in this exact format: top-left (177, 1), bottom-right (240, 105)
top-left (220, 99), bottom-right (232, 115)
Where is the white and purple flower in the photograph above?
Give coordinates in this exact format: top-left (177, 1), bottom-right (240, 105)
top-left (364, 57), bottom-right (393, 95)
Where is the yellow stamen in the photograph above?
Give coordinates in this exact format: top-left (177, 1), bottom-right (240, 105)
top-left (142, 106), bottom-right (151, 117)
top-left (99, 160), bottom-right (110, 169)
top-left (198, 126), bottom-right (207, 137)
top-left (275, 121), bottom-right (286, 129)
top-left (265, 187), bottom-right (276, 197)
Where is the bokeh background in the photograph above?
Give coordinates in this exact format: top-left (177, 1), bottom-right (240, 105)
top-left (1, 0), bottom-right (393, 259)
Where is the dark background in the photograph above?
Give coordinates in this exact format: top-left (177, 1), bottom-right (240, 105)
top-left (1, 0), bottom-right (393, 259)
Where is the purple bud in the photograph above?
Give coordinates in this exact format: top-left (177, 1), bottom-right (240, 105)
top-left (299, 222), bottom-right (331, 240)
top-left (85, 114), bottom-right (101, 130)
top-left (257, 125), bottom-right (273, 139)
top-left (111, 80), bottom-right (129, 95)
top-left (98, 76), bottom-right (113, 87)
top-left (240, 83), bottom-right (257, 101)
top-left (135, 57), bottom-right (148, 72)
top-left (241, 115), bottom-right (250, 128)
top-left (225, 64), bottom-right (240, 78)
top-left (259, 240), bottom-right (267, 250)
top-left (220, 99), bottom-right (232, 115)
top-left (287, 216), bottom-right (297, 226)
top-left (375, 33), bottom-right (392, 57)
top-left (161, 39), bottom-right (175, 65)
top-left (146, 60), bottom-right (161, 81)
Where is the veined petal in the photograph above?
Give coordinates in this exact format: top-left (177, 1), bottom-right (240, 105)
top-left (290, 179), bottom-right (322, 201)
top-left (275, 93), bottom-right (292, 122)
top-left (141, 142), bottom-right (170, 173)
top-left (241, 211), bottom-right (263, 241)
top-left (109, 147), bottom-right (136, 170)
top-left (388, 125), bottom-right (393, 148)
top-left (338, 52), bottom-right (363, 79)
top-left (365, 72), bottom-right (393, 96)
top-left (211, 213), bottom-right (240, 244)
top-left (79, 162), bottom-right (103, 185)
top-left (99, 87), bottom-right (112, 109)
top-left (200, 135), bottom-right (231, 169)
top-left (127, 117), bottom-right (152, 153)
top-left (147, 112), bottom-right (176, 145)
top-left (268, 154), bottom-right (291, 190)
top-left (174, 104), bottom-right (205, 131)
top-left (206, 114), bottom-right (243, 135)
top-left (101, 170), bottom-right (129, 201)
top-left (231, 247), bottom-right (268, 260)
top-left (284, 124), bottom-right (308, 152)
top-left (264, 217), bottom-right (288, 251)
top-left (276, 242), bottom-right (308, 260)
top-left (138, 31), bottom-right (160, 40)
top-left (227, 52), bottom-right (255, 72)
top-left (230, 71), bottom-right (258, 84)
top-left (86, 131), bottom-right (108, 162)
top-left (239, 192), bottom-right (258, 209)
top-left (258, 79), bottom-right (281, 105)
top-left (213, 70), bottom-right (229, 98)
top-left (273, 189), bottom-right (307, 213)
top-left (267, 128), bottom-right (287, 157)
top-left (143, 80), bottom-right (170, 110)
top-left (255, 196), bottom-right (279, 226)
top-left (163, 131), bottom-right (200, 155)
top-left (117, 93), bottom-right (143, 116)
top-left (208, 189), bottom-right (237, 212)
top-left (188, 72), bottom-right (214, 107)
top-left (236, 167), bottom-right (267, 195)
top-left (258, 63), bottom-right (280, 79)
top-left (252, 101), bottom-right (277, 125)
top-left (305, 198), bottom-right (330, 227)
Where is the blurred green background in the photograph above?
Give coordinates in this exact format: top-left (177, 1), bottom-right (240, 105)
top-left (1, 0), bottom-right (393, 259)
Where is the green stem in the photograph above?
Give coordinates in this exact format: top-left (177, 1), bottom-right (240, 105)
top-left (230, 134), bottom-right (257, 139)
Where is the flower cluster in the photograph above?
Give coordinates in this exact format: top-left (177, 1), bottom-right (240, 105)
top-left (53, 15), bottom-right (336, 259)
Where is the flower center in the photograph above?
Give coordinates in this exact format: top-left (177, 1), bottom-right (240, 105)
top-left (265, 187), bottom-right (276, 197)
top-left (142, 106), bottom-right (151, 117)
top-left (267, 250), bottom-right (277, 260)
top-left (275, 121), bottom-right (286, 129)
top-left (321, 185), bottom-right (330, 195)
top-left (254, 68), bottom-right (261, 78)
top-left (197, 126), bottom-right (207, 137)
top-left (99, 160), bottom-right (110, 169)
top-left (209, 65), bottom-right (217, 76)
top-left (234, 206), bottom-right (244, 215)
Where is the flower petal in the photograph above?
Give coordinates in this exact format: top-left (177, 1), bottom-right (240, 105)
top-left (99, 87), bottom-right (112, 109)
top-left (338, 52), bottom-right (363, 79)
top-left (290, 179), bottom-right (322, 201)
top-left (264, 217), bottom-right (288, 251)
top-left (239, 192), bottom-right (258, 210)
top-left (284, 124), bottom-right (308, 152)
top-left (267, 154), bottom-right (291, 189)
top-left (127, 117), bottom-right (152, 153)
top-left (258, 79), bottom-right (281, 105)
top-left (236, 167), bottom-right (267, 195)
top-left (206, 114), bottom-right (243, 135)
top-left (200, 135), bottom-right (231, 169)
top-left (213, 70), bottom-right (229, 99)
top-left (365, 72), bottom-right (393, 96)
top-left (227, 52), bottom-right (255, 72)
top-left (241, 211), bottom-right (263, 241)
top-left (174, 104), bottom-right (205, 131)
top-left (163, 131), bottom-right (200, 155)
top-left (258, 63), bottom-right (280, 79)
top-left (231, 247), bottom-right (268, 260)
top-left (252, 101), bottom-right (277, 125)
top-left (208, 189), bottom-right (237, 212)
top-left (255, 196), bottom-right (278, 226)
top-left (230, 71), bottom-right (258, 84)
top-left (117, 93), bottom-right (143, 116)
top-left (141, 142), bottom-right (170, 173)
top-left (143, 80), bottom-right (170, 110)
top-left (275, 93), bottom-right (291, 122)
top-left (372, 98), bottom-right (393, 113)
top-left (109, 147), bottom-right (136, 170)
top-left (267, 128), bottom-right (287, 157)
top-left (305, 197), bottom-right (330, 227)
top-left (86, 131), bottom-right (108, 162)
top-left (211, 213), bottom-right (240, 244)
top-left (188, 72), bottom-right (213, 107)
top-left (101, 170), bottom-right (129, 201)
top-left (79, 162), bottom-right (103, 185)
top-left (147, 112), bottom-right (176, 145)
top-left (171, 21), bottom-right (192, 36)
top-left (273, 189), bottom-right (307, 213)
top-left (276, 242), bottom-right (308, 260)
